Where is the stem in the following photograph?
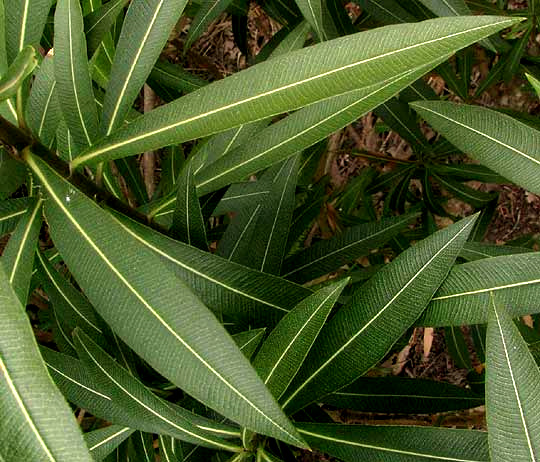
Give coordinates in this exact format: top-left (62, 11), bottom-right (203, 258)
top-left (16, 86), bottom-right (26, 130)
top-left (0, 115), bottom-right (158, 230)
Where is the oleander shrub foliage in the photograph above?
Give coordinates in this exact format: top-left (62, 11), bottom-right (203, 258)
top-left (3, 0), bottom-right (540, 460)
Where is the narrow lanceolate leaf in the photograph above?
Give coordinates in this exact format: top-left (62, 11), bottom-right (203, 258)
top-left (54, 0), bottom-right (100, 151)
top-left (194, 62), bottom-right (437, 196)
top-left (85, 426), bottom-right (134, 461)
top-left (26, 54), bottom-right (61, 148)
top-left (355, 0), bottom-right (416, 24)
top-left (233, 329), bottom-right (266, 359)
top-left (72, 16), bottom-right (519, 168)
top-left (84, 0), bottom-right (130, 58)
top-left (0, 45), bottom-right (37, 102)
top-left (1, 196), bottom-right (42, 304)
top-left (109, 209), bottom-right (312, 325)
top-left (26, 152), bottom-right (307, 448)
top-left (294, 0), bottom-right (336, 41)
top-left (486, 294), bottom-right (540, 462)
top-left (131, 431), bottom-right (155, 462)
top-left (246, 155), bottom-right (300, 274)
top-left (74, 330), bottom-right (243, 452)
top-left (297, 423), bottom-right (490, 462)
top-left (171, 157), bottom-right (208, 250)
top-left (34, 249), bottom-right (105, 346)
top-left (322, 377), bottom-right (484, 413)
top-left (412, 101), bottom-right (540, 196)
top-left (0, 197), bottom-right (30, 237)
top-left (254, 279), bottom-right (348, 401)
top-left (281, 214), bottom-right (477, 414)
top-left (420, 252), bottom-right (540, 327)
top-left (419, 0), bottom-right (471, 16)
top-left (459, 242), bottom-right (532, 262)
top-left (0, 265), bottom-right (93, 462)
top-left (42, 346), bottom-right (238, 440)
top-left (281, 212), bottom-right (418, 284)
top-left (101, 0), bottom-right (189, 135)
top-left (185, 0), bottom-right (235, 51)
top-left (5, 0), bottom-right (52, 63)
top-left (526, 73), bottom-right (540, 99)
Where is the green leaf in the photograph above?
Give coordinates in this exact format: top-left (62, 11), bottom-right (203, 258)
top-left (432, 163), bottom-right (506, 184)
top-left (1, 196), bottom-right (42, 304)
top-left (100, 0), bottom-right (189, 135)
top-left (34, 249), bottom-right (105, 348)
top-left (159, 434), bottom-right (182, 462)
top-left (149, 59), bottom-right (208, 98)
top-left (411, 101), bottom-right (540, 195)
top-left (526, 72), bottom-right (540, 99)
top-left (243, 155), bottom-right (300, 274)
top-left (74, 329), bottom-right (243, 452)
top-left (171, 156), bottom-right (208, 250)
top-left (294, 0), bottom-right (337, 41)
top-left (0, 196), bottom-right (31, 237)
top-left (445, 326), bottom-right (473, 370)
top-left (281, 214), bottom-right (477, 413)
top-left (54, 0), bottom-right (100, 151)
top-left (253, 279), bottom-right (348, 401)
top-left (355, 0), bottom-right (416, 24)
top-left (486, 294), bottom-right (540, 461)
top-left (419, 0), bottom-right (471, 16)
top-left (72, 15), bottom-right (519, 168)
top-left (433, 172), bottom-right (497, 208)
top-left (193, 62), bottom-right (437, 196)
top-left (84, 0), bottom-right (130, 58)
top-left (115, 156), bottom-right (148, 205)
top-left (26, 54), bottom-right (61, 148)
top-left (185, 0), bottom-right (235, 50)
top-left (0, 150), bottom-right (27, 199)
top-left (0, 45), bottom-right (37, 102)
top-left (420, 252), bottom-right (540, 327)
top-left (233, 329), bottom-right (266, 359)
top-left (109, 209), bottom-right (311, 325)
top-left (41, 340), bottom-right (243, 440)
top-left (26, 152), bottom-right (307, 448)
top-left (0, 264), bottom-right (93, 461)
top-left (459, 242), bottom-right (532, 261)
top-left (297, 423), bottom-right (489, 462)
top-left (5, 0), bottom-right (52, 64)
top-left (322, 377), bottom-right (484, 413)
top-left (130, 431), bottom-right (155, 462)
top-left (281, 212), bottom-right (418, 284)
top-left (85, 426), bottom-right (134, 461)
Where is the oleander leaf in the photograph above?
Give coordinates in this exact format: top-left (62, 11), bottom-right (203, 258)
top-left (0, 264), bottom-right (93, 461)
top-left (74, 330), bottom-right (243, 452)
top-left (71, 15), bottom-right (519, 168)
top-left (0, 197), bottom-right (31, 237)
top-left (459, 242), bottom-right (532, 262)
top-left (109, 209), bottom-right (312, 325)
top-left (281, 214), bottom-right (477, 413)
top-left (233, 329), bottom-right (266, 359)
top-left (34, 249), bottom-right (105, 348)
top-left (420, 252), bottom-right (540, 327)
top-left (25, 54), bottom-right (61, 148)
top-left (26, 151), bottom-right (307, 448)
top-left (526, 73), bottom-right (540, 99)
top-left (253, 278), bottom-right (348, 401)
top-left (185, 0), bottom-right (235, 51)
top-left (171, 156), bottom-right (208, 250)
top-left (1, 196), bottom-right (42, 304)
top-left (0, 45), bottom-right (38, 103)
top-left (41, 346), bottom-right (238, 440)
top-left (281, 212), bottom-right (418, 284)
top-left (85, 426), bottom-right (134, 461)
top-left (84, 0), bottom-right (130, 58)
top-left (355, 0), bottom-right (416, 24)
top-left (412, 101), bottom-right (540, 195)
top-left (419, 0), bottom-right (471, 16)
top-left (54, 0), bottom-right (100, 151)
top-left (294, 0), bottom-right (337, 41)
top-left (297, 423), bottom-right (490, 462)
top-left (486, 294), bottom-right (540, 461)
top-left (193, 62), bottom-right (436, 196)
top-left (322, 377), bottom-right (484, 413)
top-left (100, 0), bottom-right (189, 135)
top-left (5, 0), bottom-right (52, 63)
